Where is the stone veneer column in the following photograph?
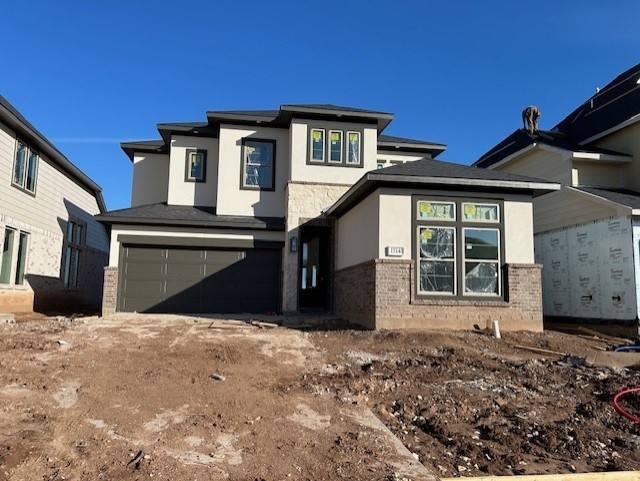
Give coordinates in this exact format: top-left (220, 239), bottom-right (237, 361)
top-left (282, 181), bottom-right (350, 313)
top-left (101, 266), bottom-right (118, 316)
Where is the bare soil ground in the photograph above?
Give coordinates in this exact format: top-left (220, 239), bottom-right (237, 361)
top-left (0, 314), bottom-right (639, 480)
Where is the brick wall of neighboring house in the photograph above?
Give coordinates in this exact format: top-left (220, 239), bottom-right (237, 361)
top-left (283, 181), bottom-right (350, 313)
top-left (101, 267), bottom-right (118, 316)
top-left (335, 259), bottom-right (543, 331)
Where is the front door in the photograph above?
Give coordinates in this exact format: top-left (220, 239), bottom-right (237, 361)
top-left (298, 226), bottom-right (330, 310)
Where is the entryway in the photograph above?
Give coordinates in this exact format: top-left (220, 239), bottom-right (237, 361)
top-left (298, 226), bottom-right (331, 310)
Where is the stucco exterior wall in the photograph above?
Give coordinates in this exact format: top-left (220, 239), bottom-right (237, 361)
top-left (503, 200), bottom-right (534, 263)
top-left (132, 153), bottom-right (169, 207)
top-left (336, 190), bottom-right (380, 270)
top-left (289, 119), bottom-right (377, 183)
top-left (215, 125), bottom-right (288, 217)
top-left (167, 135), bottom-right (219, 207)
top-left (107, 224), bottom-right (285, 266)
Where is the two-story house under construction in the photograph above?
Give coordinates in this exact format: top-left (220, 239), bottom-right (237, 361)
top-left (0, 95), bottom-right (109, 313)
top-left (97, 104), bottom-right (559, 330)
top-left (475, 63), bottom-right (640, 327)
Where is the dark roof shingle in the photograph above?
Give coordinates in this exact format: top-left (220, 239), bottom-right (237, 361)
top-left (573, 186), bottom-right (640, 209)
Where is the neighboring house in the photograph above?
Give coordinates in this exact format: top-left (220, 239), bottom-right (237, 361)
top-left (0, 95), bottom-right (109, 313)
top-left (474, 62), bottom-right (640, 325)
top-left (97, 104), bottom-right (558, 330)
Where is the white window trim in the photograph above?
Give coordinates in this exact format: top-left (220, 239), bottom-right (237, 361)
top-left (346, 131), bottom-right (361, 165)
top-left (310, 128), bottom-right (325, 163)
top-left (461, 202), bottom-right (500, 223)
top-left (417, 226), bottom-right (457, 296)
top-left (328, 130), bottom-right (343, 164)
top-left (462, 227), bottom-right (501, 297)
top-left (186, 151), bottom-right (206, 181)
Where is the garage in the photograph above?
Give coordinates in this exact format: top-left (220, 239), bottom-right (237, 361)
top-left (119, 245), bottom-right (281, 314)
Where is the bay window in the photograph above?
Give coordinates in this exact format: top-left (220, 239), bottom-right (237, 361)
top-left (415, 198), bottom-right (503, 298)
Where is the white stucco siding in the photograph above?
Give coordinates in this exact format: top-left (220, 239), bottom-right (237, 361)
top-left (503, 201), bottom-right (534, 263)
top-left (216, 125), bottom-right (288, 217)
top-left (167, 136), bottom-right (219, 207)
top-left (289, 119), bottom-right (378, 184)
top-left (132, 153), bottom-right (169, 207)
top-left (378, 192), bottom-right (412, 260)
top-left (336, 190), bottom-right (380, 270)
top-left (0, 122), bottom-right (108, 253)
top-left (108, 224), bottom-right (284, 266)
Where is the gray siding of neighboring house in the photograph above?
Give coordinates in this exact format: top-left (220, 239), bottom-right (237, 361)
top-left (0, 121), bottom-right (109, 312)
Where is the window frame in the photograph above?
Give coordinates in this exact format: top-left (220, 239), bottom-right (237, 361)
top-left (184, 149), bottom-right (207, 183)
top-left (0, 227), bottom-right (30, 286)
top-left (417, 225), bottom-right (457, 296)
top-left (462, 226), bottom-right (501, 297)
top-left (0, 228), bottom-right (16, 285)
top-left (62, 218), bottom-right (86, 289)
top-left (413, 196), bottom-right (505, 300)
top-left (309, 128), bottom-right (325, 163)
top-left (240, 138), bottom-right (276, 191)
top-left (12, 139), bottom-right (39, 195)
top-left (306, 125), bottom-right (365, 168)
top-left (346, 131), bottom-right (361, 165)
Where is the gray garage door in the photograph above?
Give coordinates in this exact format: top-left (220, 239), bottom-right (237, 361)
top-left (119, 246), bottom-right (280, 314)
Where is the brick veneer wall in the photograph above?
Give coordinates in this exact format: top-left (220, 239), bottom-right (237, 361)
top-left (335, 259), bottom-right (543, 331)
top-left (101, 267), bottom-right (118, 316)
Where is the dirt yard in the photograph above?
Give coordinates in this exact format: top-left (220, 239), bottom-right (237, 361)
top-left (0, 314), bottom-right (639, 480)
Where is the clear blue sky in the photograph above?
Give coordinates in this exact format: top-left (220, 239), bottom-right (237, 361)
top-left (1, 1), bottom-right (638, 211)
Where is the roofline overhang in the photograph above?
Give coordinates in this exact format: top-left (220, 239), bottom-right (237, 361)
top-left (94, 214), bottom-right (286, 231)
top-left (579, 114), bottom-right (640, 145)
top-left (206, 112), bottom-right (279, 124)
top-left (325, 172), bottom-right (561, 217)
top-left (0, 101), bottom-right (107, 212)
top-left (476, 142), bottom-right (631, 170)
top-left (120, 141), bottom-right (168, 162)
top-left (377, 141), bottom-right (447, 156)
top-left (565, 186), bottom-right (634, 216)
top-left (156, 123), bottom-right (216, 145)
top-left (280, 105), bottom-right (394, 131)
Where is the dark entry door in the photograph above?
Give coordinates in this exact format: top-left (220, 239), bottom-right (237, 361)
top-left (298, 226), bottom-right (330, 309)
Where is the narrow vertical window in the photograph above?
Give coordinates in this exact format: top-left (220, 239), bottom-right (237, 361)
top-left (310, 129), bottom-right (325, 162)
top-left (14, 232), bottom-right (28, 285)
top-left (13, 141), bottom-right (27, 186)
top-left (185, 149), bottom-right (206, 182)
top-left (0, 229), bottom-right (15, 284)
top-left (25, 149), bottom-right (38, 192)
top-left (347, 131), bottom-right (361, 164)
top-left (329, 130), bottom-right (343, 163)
top-left (63, 220), bottom-right (84, 288)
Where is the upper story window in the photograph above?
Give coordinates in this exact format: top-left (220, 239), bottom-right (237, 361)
top-left (241, 139), bottom-right (275, 191)
top-left (307, 127), bottom-right (363, 167)
top-left (329, 130), bottom-right (343, 163)
top-left (185, 149), bottom-right (207, 182)
top-left (12, 140), bottom-right (38, 195)
top-left (310, 129), bottom-right (325, 162)
top-left (415, 198), bottom-right (503, 299)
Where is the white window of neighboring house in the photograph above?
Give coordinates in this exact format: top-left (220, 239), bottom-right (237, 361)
top-left (310, 129), bottom-right (325, 162)
top-left (241, 139), bottom-right (275, 190)
top-left (63, 220), bottom-right (84, 289)
top-left (328, 130), bottom-right (343, 163)
top-left (12, 139), bottom-right (39, 194)
top-left (185, 149), bottom-right (207, 182)
top-left (0, 228), bottom-right (29, 285)
top-left (346, 131), bottom-right (361, 165)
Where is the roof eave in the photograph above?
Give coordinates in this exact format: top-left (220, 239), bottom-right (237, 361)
top-left (579, 114), bottom-right (640, 145)
top-left (279, 105), bottom-right (394, 131)
top-left (94, 214), bottom-right (286, 231)
top-left (326, 173), bottom-right (560, 217)
top-left (377, 141), bottom-right (447, 156)
top-left (0, 101), bottom-right (106, 212)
